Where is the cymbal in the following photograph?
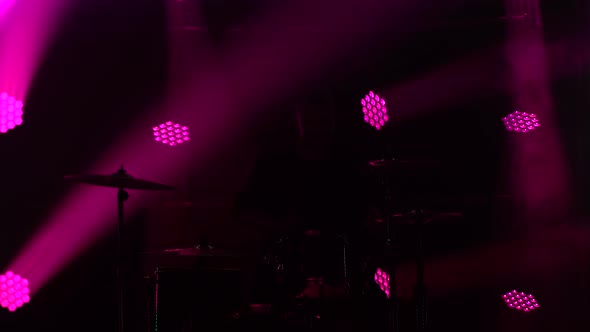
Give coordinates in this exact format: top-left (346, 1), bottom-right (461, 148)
top-left (374, 210), bottom-right (463, 225)
top-left (65, 167), bottom-right (174, 191)
top-left (151, 247), bottom-right (242, 257)
top-left (368, 158), bottom-right (439, 169)
top-left (391, 210), bottom-right (462, 225)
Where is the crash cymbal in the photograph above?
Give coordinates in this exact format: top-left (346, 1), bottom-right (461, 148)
top-left (373, 210), bottom-right (463, 225)
top-left (150, 247), bottom-right (242, 257)
top-left (65, 167), bottom-right (174, 191)
top-left (368, 158), bottom-right (440, 170)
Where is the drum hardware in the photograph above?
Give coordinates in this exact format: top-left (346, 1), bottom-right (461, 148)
top-left (372, 208), bottom-right (435, 331)
top-left (156, 247), bottom-right (241, 257)
top-left (409, 209), bottom-right (429, 332)
top-left (65, 166), bottom-right (175, 332)
top-left (369, 158), bottom-right (439, 245)
top-left (147, 267), bottom-right (242, 332)
top-left (338, 233), bottom-right (352, 293)
top-left (248, 303), bottom-right (272, 314)
top-left (369, 158), bottom-right (442, 332)
top-left (194, 234), bottom-right (214, 250)
top-left (262, 230), bottom-right (353, 309)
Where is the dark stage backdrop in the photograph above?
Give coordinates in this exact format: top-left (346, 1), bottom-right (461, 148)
top-left (0, 1), bottom-right (588, 331)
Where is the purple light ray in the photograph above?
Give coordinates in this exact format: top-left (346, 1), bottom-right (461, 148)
top-left (224, 0), bottom-right (460, 113)
top-left (0, 0), bottom-right (69, 101)
top-left (382, 38), bottom-right (590, 123)
top-left (0, 92), bottom-right (24, 133)
top-left (384, 47), bottom-right (505, 120)
top-left (0, 0), bottom-right (16, 19)
top-left (504, 0), bottom-right (572, 223)
top-left (7, 68), bottom-right (223, 297)
top-left (0, 271), bottom-right (30, 312)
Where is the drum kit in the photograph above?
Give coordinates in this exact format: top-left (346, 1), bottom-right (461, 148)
top-left (65, 166), bottom-right (174, 332)
top-left (64, 158), bottom-right (465, 332)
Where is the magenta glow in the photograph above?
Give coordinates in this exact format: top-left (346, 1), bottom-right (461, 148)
top-left (374, 268), bottom-right (391, 298)
top-left (0, 0), bottom-right (16, 19)
top-left (502, 290), bottom-right (540, 312)
top-left (361, 91), bottom-right (388, 130)
top-left (502, 110), bottom-right (540, 133)
top-left (0, 92), bottom-right (23, 133)
top-left (153, 121), bottom-right (190, 146)
top-left (0, 271), bottom-right (30, 312)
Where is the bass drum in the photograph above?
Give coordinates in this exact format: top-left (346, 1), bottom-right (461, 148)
top-left (261, 229), bottom-right (353, 305)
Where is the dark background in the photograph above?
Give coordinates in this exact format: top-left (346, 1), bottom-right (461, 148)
top-left (0, 0), bottom-right (589, 331)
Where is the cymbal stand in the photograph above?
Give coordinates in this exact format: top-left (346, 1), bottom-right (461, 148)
top-left (337, 233), bottom-right (352, 295)
top-left (116, 169), bottom-right (129, 332)
top-left (63, 166), bottom-right (175, 332)
top-left (380, 173), bottom-right (399, 332)
top-left (410, 209), bottom-right (428, 332)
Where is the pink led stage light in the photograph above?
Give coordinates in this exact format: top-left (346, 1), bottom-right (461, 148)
top-left (0, 271), bottom-right (30, 312)
top-left (374, 267), bottom-right (391, 298)
top-left (502, 110), bottom-right (540, 133)
top-left (0, 92), bottom-right (23, 133)
top-left (502, 290), bottom-right (540, 312)
top-left (153, 121), bottom-right (190, 146)
top-left (361, 91), bottom-right (388, 130)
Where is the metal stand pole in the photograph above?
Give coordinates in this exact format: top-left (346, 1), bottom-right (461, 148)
top-left (117, 187), bottom-right (129, 332)
top-left (382, 174), bottom-right (399, 332)
top-left (413, 210), bottom-right (427, 332)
